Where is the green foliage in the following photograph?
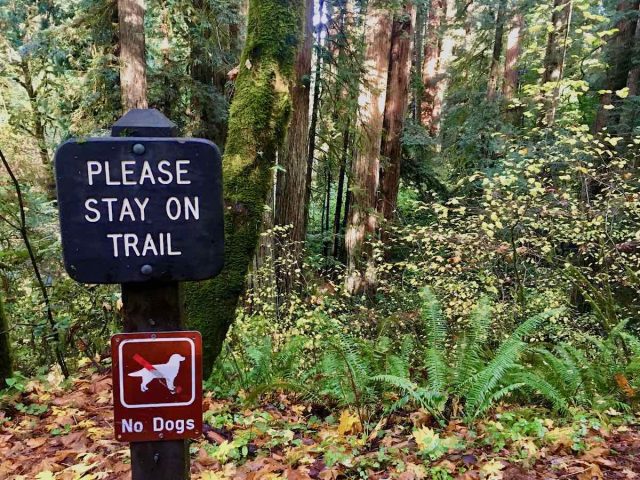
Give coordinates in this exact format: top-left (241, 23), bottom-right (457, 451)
top-left (411, 289), bottom-right (564, 421)
top-left (526, 319), bottom-right (640, 411)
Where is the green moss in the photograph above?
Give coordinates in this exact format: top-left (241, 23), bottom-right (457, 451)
top-left (0, 292), bottom-right (12, 388)
top-left (185, 0), bottom-right (303, 374)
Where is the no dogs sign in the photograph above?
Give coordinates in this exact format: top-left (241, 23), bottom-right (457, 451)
top-left (54, 135), bottom-right (223, 283)
top-left (111, 331), bottom-right (203, 442)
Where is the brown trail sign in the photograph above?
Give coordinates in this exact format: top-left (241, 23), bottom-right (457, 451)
top-left (111, 331), bottom-right (203, 442)
top-left (54, 109), bottom-right (223, 480)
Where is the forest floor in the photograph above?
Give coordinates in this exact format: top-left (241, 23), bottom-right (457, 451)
top-left (0, 366), bottom-right (639, 480)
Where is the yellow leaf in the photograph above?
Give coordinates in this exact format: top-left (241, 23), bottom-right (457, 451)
top-left (413, 426), bottom-right (439, 452)
top-left (337, 409), bottom-right (361, 436)
top-left (35, 472), bottom-right (56, 480)
top-left (201, 472), bottom-right (226, 480)
top-left (212, 440), bottom-right (235, 462)
top-left (480, 459), bottom-right (505, 479)
top-left (577, 463), bottom-right (603, 480)
top-left (616, 87), bottom-right (629, 99)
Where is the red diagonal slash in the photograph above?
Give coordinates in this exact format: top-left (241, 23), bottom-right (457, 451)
top-left (133, 353), bottom-right (157, 372)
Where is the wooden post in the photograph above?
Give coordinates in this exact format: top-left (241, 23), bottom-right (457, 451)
top-left (112, 109), bottom-right (190, 480)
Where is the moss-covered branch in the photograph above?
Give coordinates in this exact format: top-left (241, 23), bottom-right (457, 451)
top-left (185, 0), bottom-right (303, 374)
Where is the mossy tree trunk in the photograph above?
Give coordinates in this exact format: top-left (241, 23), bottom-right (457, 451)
top-left (185, 0), bottom-right (303, 374)
top-left (0, 293), bottom-right (12, 389)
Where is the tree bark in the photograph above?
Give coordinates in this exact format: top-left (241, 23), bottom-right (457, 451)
top-left (413, 2), bottom-right (425, 122)
top-left (503, 12), bottom-right (523, 101)
top-left (626, 7), bottom-right (640, 97)
top-left (430, 0), bottom-right (456, 140)
top-left (185, 0), bottom-right (304, 373)
top-left (539, 0), bottom-right (572, 127)
top-left (118, 0), bottom-right (148, 111)
top-left (486, 0), bottom-right (507, 101)
top-left (274, 0), bottom-right (313, 292)
top-left (380, 2), bottom-right (415, 225)
top-left (594, 1), bottom-right (640, 133)
top-left (0, 292), bottom-right (12, 389)
top-left (420, 0), bottom-right (443, 130)
top-left (345, 1), bottom-right (393, 294)
top-left (620, 2), bottom-right (640, 134)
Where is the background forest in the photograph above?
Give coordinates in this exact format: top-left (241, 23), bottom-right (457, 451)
top-left (1, 0), bottom-right (640, 478)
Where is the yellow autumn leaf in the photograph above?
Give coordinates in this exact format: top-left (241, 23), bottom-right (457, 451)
top-left (547, 426), bottom-right (574, 449)
top-left (413, 426), bottom-right (439, 452)
top-left (480, 459), bottom-right (505, 479)
top-left (201, 472), bottom-right (226, 480)
top-left (35, 472), bottom-right (56, 480)
top-left (337, 409), bottom-right (361, 435)
top-left (212, 440), bottom-right (235, 462)
top-left (616, 87), bottom-right (629, 99)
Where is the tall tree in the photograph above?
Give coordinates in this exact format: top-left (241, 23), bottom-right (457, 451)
top-left (118, 0), bottom-right (148, 111)
top-left (420, 0), bottom-right (443, 129)
top-left (486, 0), bottom-right (508, 100)
top-left (503, 11), bottom-right (523, 101)
top-left (621, 3), bottom-right (640, 132)
top-left (274, 0), bottom-right (313, 292)
top-left (0, 293), bottom-right (12, 389)
top-left (345, 0), bottom-right (393, 294)
top-left (422, 0), bottom-right (456, 139)
top-left (379, 1), bottom-right (415, 224)
top-left (626, 4), bottom-right (640, 96)
top-left (539, 0), bottom-right (572, 127)
top-left (186, 0), bottom-right (305, 372)
top-left (595, 0), bottom-right (640, 133)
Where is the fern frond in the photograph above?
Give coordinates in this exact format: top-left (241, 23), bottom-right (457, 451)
top-left (420, 287), bottom-right (446, 349)
top-left (419, 288), bottom-right (449, 392)
top-left (467, 381), bottom-right (525, 419)
top-left (454, 297), bottom-right (492, 388)
top-left (515, 371), bottom-right (570, 413)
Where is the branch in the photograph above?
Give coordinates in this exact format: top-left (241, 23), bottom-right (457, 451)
top-left (0, 146), bottom-right (69, 377)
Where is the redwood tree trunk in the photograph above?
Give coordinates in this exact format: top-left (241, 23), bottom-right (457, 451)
top-left (118, 0), bottom-right (148, 111)
top-left (421, 0), bottom-right (455, 138)
top-left (503, 12), bottom-right (523, 101)
top-left (345, 2), bottom-right (393, 294)
top-left (420, 0), bottom-right (443, 130)
top-left (486, 0), bottom-right (507, 101)
top-left (539, 0), bottom-right (572, 127)
top-left (274, 0), bottom-right (313, 289)
top-left (594, 1), bottom-right (640, 133)
top-left (380, 2), bottom-right (415, 224)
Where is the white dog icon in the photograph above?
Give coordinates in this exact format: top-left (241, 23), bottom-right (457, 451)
top-left (129, 353), bottom-right (186, 393)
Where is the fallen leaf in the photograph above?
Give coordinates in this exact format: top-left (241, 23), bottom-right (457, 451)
top-left (336, 410), bottom-right (361, 436)
top-left (577, 463), bottom-right (603, 480)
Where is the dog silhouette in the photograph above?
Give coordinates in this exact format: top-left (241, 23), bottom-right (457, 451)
top-left (128, 353), bottom-right (186, 393)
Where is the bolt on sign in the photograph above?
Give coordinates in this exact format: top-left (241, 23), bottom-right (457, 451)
top-left (54, 135), bottom-right (223, 283)
top-left (111, 331), bottom-right (203, 442)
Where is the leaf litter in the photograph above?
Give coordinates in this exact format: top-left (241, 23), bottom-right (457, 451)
top-left (1, 365), bottom-right (639, 479)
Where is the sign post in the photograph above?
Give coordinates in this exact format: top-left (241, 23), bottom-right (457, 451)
top-left (54, 109), bottom-right (223, 480)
